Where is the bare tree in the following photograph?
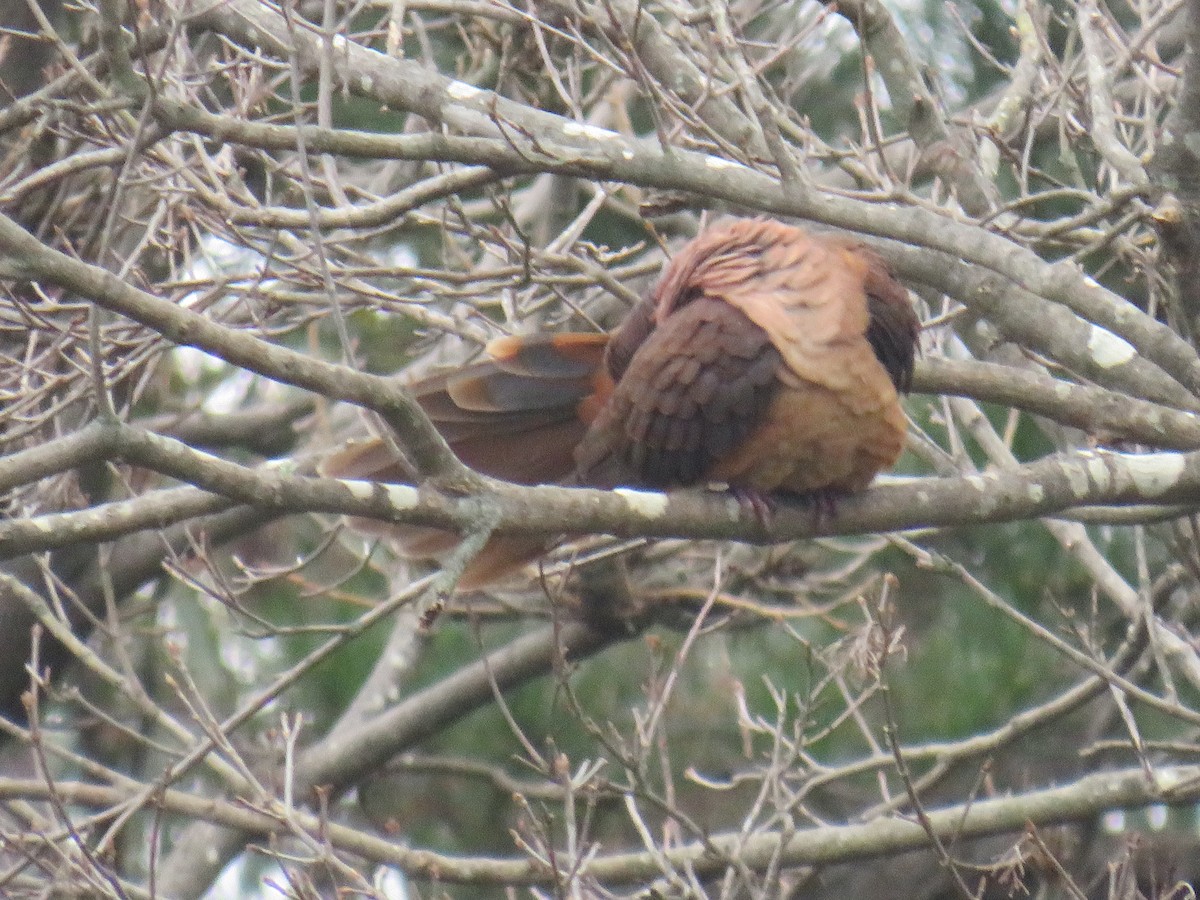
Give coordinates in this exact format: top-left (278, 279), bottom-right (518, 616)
top-left (1, 0), bottom-right (1199, 897)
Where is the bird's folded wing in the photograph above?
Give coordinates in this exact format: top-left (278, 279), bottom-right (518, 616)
top-left (574, 297), bottom-right (781, 487)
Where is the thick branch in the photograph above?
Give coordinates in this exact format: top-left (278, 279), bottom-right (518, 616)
top-left (147, 97), bottom-right (1200, 403)
top-left (0, 421), bottom-right (1198, 560)
top-left (914, 357), bottom-right (1200, 449)
top-left (38, 763), bottom-right (1200, 890)
top-left (1151, 0), bottom-right (1200, 331)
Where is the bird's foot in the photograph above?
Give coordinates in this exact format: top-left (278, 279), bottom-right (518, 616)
top-left (724, 486), bottom-right (845, 533)
top-left (758, 487), bottom-right (846, 532)
top-left (729, 486), bottom-right (776, 530)
top-left (803, 488), bottom-right (844, 532)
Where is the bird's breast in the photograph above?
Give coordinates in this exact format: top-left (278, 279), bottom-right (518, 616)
top-left (705, 369), bottom-right (908, 494)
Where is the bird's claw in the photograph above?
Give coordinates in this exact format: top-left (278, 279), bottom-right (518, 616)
top-left (805, 489), bottom-right (843, 531)
top-left (732, 487), bottom-right (844, 533)
top-left (729, 486), bottom-right (776, 529)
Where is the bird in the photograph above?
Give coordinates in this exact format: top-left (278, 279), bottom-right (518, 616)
top-left (321, 218), bottom-right (919, 588)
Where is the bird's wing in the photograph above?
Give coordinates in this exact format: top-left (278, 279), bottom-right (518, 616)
top-left (574, 297), bottom-right (782, 487)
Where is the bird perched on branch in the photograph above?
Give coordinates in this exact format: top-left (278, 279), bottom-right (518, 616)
top-left (322, 218), bottom-right (919, 588)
